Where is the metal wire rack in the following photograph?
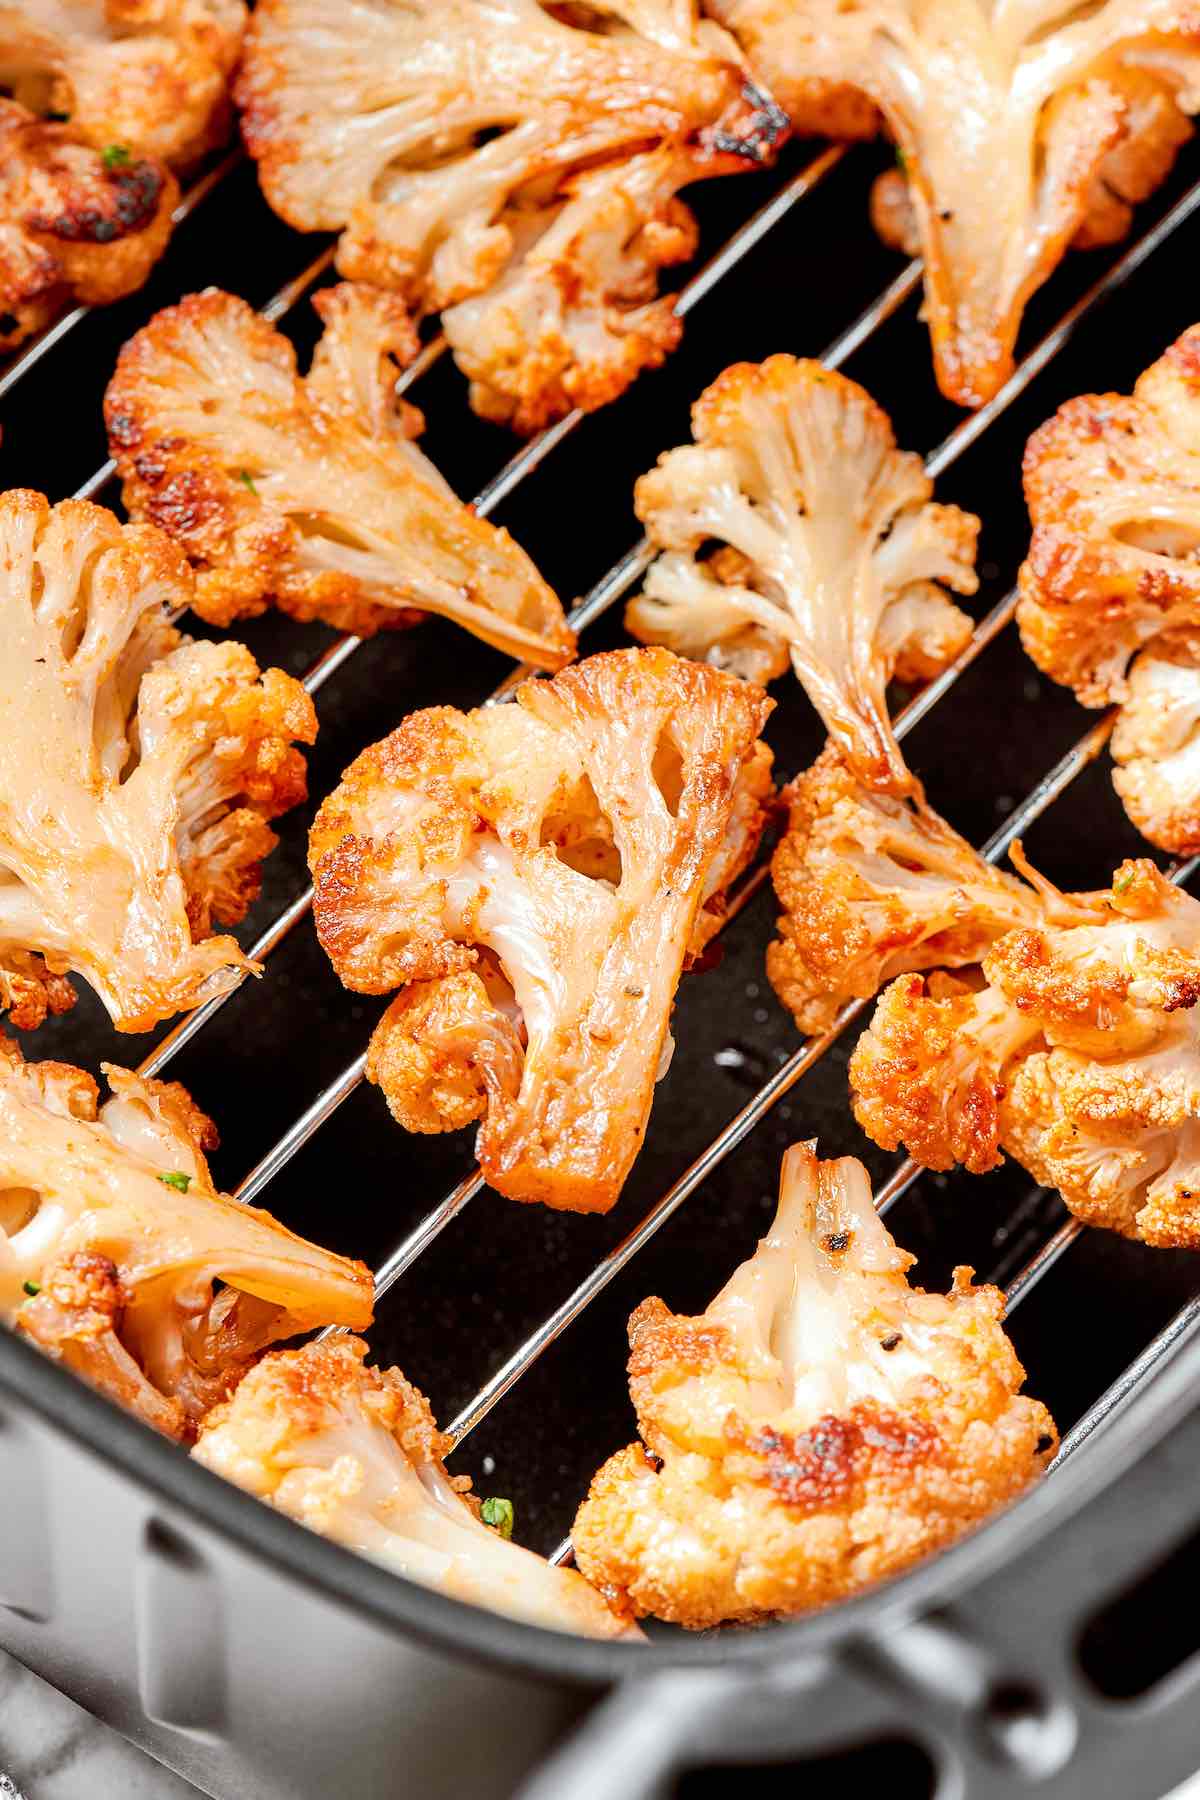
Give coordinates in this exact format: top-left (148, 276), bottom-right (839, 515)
top-left (6, 127), bottom-right (1200, 1599)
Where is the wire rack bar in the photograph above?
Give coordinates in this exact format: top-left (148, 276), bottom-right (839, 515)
top-left (0, 146), bottom-right (244, 407)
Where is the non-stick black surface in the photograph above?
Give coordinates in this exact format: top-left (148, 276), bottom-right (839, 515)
top-left (5, 136), bottom-right (1199, 1566)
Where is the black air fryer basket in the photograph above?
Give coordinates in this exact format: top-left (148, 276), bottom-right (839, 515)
top-left (2, 116), bottom-right (1200, 1800)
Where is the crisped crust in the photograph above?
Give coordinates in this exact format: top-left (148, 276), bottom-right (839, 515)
top-left (237, 0), bottom-right (787, 430)
top-left (106, 286), bottom-right (573, 662)
top-left (310, 647), bottom-right (773, 1212)
top-left (704, 0), bottom-right (1200, 406)
top-left (2, 1042), bottom-right (373, 1437)
top-left (573, 1144), bottom-right (1054, 1626)
top-left (767, 747), bottom-right (1043, 1035)
top-left (628, 357), bottom-right (976, 790)
top-left (0, 488), bottom-right (313, 1031)
top-left (0, 98), bottom-right (175, 352)
top-left (0, 1), bottom-right (246, 170)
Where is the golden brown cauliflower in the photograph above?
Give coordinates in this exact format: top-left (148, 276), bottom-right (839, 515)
top-left (0, 489), bottom-right (315, 1033)
top-left (105, 284), bottom-right (574, 660)
top-left (310, 647), bottom-right (773, 1213)
top-left (236, 0), bottom-right (787, 432)
top-left (0, 1), bottom-right (246, 170)
top-left (627, 358), bottom-right (977, 792)
top-left (1019, 328), bottom-right (1200, 854)
top-left (704, 0), bottom-right (1200, 407)
top-left (572, 1141), bottom-right (1056, 1628)
top-left (1, 1039), bottom-right (373, 1437)
top-left (851, 859), bottom-right (1200, 1246)
top-left (194, 1336), bottom-right (639, 1638)
top-left (0, 97), bottom-right (176, 353)
top-left (766, 748), bottom-right (1049, 1037)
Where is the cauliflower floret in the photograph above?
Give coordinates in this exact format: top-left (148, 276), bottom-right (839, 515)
top-left (1, 1040), bottom-right (373, 1436)
top-left (194, 1336), bottom-right (639, 1637)
top-left (851, 860), bottom-right (1200, 1245)
top-left (0, 97), bottom-right (176, 352)
top-left (0, 489), bottom-right (316, 1032)
top-left (309, 646), bottom-right (773, 1212)
top-left (1019, 325), bottom-right (1200, 708)
top-left (571, 1141), bottom-right (1055, 1628)
top-left (1111, 633), bottom-right (1200, 855)
top-left (704, 0), bottom-right (1200, 407)
top-left (627, 358), bottom-right (977, 791)
top-left (236, 0), bottom-right (787, 431)
top-left (766, 748), bottom-right (1048, 1036)
top-left (105, 285), bottom-right (574, 661)
top-left (0, 1), bottom-right (246, 170)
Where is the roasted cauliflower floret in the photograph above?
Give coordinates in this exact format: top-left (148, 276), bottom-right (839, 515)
top-left (627, 358), bottom-right (977, 791)
top-left (0, 1), bottom-right (246, 169)
top-left (851, 860), bottom-right (1200, 1246)
top-left (1, 1040), bottom-right (373, 1436)
top-left (0, 489), bottom-right (315, 1032)
top-left (572, 1141), bottom-right (1055, 1627)
top-left (705, 0), bottom-right (1200, 406)
top-left (1111, 633), bottom-right (1200, 856)
top-left (310, 647), bottom-right (773, 1212)
top-left (1019, 326), bottom-right (1200, 709)
top-left (0, 98), bottom-right (175, 353)
top-left (236, 0), bottom-right (787, 431)
top-left (105, 285), bottom-right (573, 660)
top-left (194, 1336), bottom-right (638, 1638)
top-left (766, 748), bottom-right (1048, 1036)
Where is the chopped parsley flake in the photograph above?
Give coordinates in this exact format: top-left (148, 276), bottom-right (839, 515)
top-left (894, 144), bottom-right (908, 174)
top-left (157, 1170), bottom-right (191, 1193)
top-left (102, 143), bottom-right (132, 171)
top-left (22, 1280), bottom-right (40, 1298)
top-left (238, 469), bottom-right (258, 494)
top-left (1112, 869), bottom-right (1135, 895)
top-left (480, 1496), bottom-right (514, 1539)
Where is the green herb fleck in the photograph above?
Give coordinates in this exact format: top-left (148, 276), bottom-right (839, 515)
top-left (1112, 868), bottom-right (1135, 895)
top-left (22, 1280), bottom-right (40, 1298)
top-left (102, 143), bottom-right (132, 171)
top-left (480, 1497), bottom-right (514, 1540)
top-left (238, 469), bottom-right (258, 494)
top-left (157, 1170), bottom-right (191, 1193)
top-left (894, 144), bottom-right (908, 174)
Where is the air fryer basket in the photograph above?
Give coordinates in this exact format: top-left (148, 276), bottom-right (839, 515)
top-left (1, 120), bottom-right (1200, 1800)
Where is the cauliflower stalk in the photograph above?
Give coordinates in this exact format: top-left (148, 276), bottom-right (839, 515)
top-left (766, 748), bottom-right (1052, 1036)
top-left (2, 1039), bottom-right (373, 1437)
top-left (572, 1141), bottom-right (1056, 1627)
top-left (851, 859), bottom-right (1200, 1246)
top-left (1019, 327), bottom-right (1200, 854)
top-left (0, 0), bottom-right (246, 169)
top-left (236, 0), bottom-right (787, 431)
top-left (0, 490), bottom-right (315, 1032)
top-left (309, 647), bottom-right (774, 1213)
top-left (0, 97), bottom-right (176, 353)
top-left (628, 358), bottom-right (977, 792)
top-left (194, 1336), bottom-right (639, 1638)
top-left (704, 0), bottom-right (1200, 406)
top-left (105, 284), bottom-right (574, 661)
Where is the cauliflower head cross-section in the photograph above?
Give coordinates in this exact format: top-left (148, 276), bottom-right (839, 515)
top-left (236, 0), bottom-right (788, 431)
top-left (194, 1336), bottom-right (639, 1638)
top-left (851, 860), bottom-right (1200, 1246)
top-left (310, 647), bottom-right (773, 1213)
top-left (766, 747), bottom-right (1051, 1036)
top-left (0, 0), bottom-right (247, 170)
top-left (0, 489), bottom-right (316, 1032)
top-left (628, 358), bottom-right (977, 791)
top-left (571, 1141), bottom-right (1056, 1627)
top-left (105, 284), bottom-right (574, 661)
top-left (0, 97), bottom-right (176, 353)
top-left (1020, 327), bottom-right (1200, 854)
top-left (2, 1040), bottom-right (373, 1437)
top-left (704, 0), bottom-right (1200, 406)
